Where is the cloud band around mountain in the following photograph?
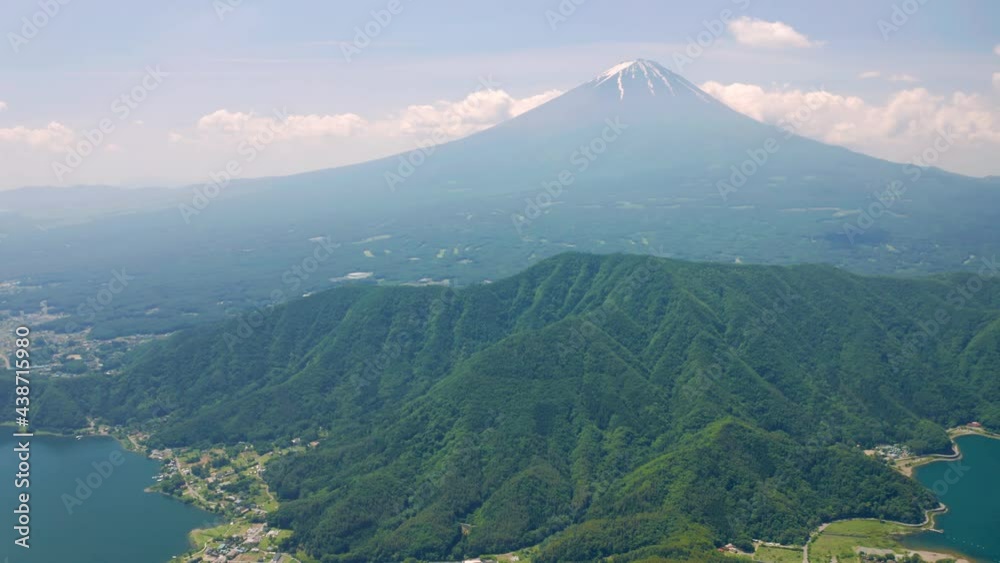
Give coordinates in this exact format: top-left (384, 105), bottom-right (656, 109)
top-left (701, 80), bottom-right (1000, 176)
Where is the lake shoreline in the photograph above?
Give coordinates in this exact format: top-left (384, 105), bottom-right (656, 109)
top-left (897, 431), bottom-right (1000, 563)
top-left (895, 426), bottom-right (1000, 479)
top-left (0, 433), bottom-right (215, 563)
top-left (804, 426), bottom-right (999, 563)
top-left (6, 428), bottom-right (217, 558)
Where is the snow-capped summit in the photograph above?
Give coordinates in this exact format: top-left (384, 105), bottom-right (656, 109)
top-left (590, 59), bottom-right (714, 103)
top-left (467, 57), bottom-right (751, 148)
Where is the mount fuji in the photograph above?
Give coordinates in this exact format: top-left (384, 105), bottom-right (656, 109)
top-left (3, 59), bottom-right (999, 335)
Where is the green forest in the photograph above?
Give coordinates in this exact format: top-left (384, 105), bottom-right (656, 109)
top-left (16, 253), bottom-right (1000, 562)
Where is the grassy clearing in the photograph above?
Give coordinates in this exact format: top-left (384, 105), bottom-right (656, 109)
top-left (755, 545), bottom-right (804, 563)
top-left (808, 520), bottom-right (912, 563)
top-left (188, 521), bottom-right (250, 550)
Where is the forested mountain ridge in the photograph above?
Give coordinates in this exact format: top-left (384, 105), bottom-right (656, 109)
top-left (24, 253), bottom-right (1000, 561)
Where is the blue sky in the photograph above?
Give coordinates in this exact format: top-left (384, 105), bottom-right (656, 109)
top-left (1, 0), bottom-right (998, 189)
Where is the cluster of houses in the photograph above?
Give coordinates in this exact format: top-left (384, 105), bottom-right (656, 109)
top-left (871, 444), bottom-right (912, 461)
top-left (458, 556), bottom-right (519, 563)
top-left (858, 548), bottom-right (927, 562)
top-left (716, 543), bottom-right (745, 555)
top-left (201, 524), bottom-right (282, 562)
top-left (152, 455), bottom-right (179, 482)
top-left (150, 448), bottom-right (174, 461)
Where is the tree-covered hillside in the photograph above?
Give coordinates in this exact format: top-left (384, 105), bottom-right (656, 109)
top-left (23, 253), bottom-right (1000, 561)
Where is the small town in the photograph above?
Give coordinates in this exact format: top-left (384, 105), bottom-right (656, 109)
top-left (135, 436), bottom-right (304, 562)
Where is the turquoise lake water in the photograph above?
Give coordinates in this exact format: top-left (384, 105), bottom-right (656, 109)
top-left (0, 434), bottom-right (215, 562)
top-left (902, 434), bottom-right (1000, 563)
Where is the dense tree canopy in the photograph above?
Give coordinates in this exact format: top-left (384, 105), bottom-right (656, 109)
top-left (19, 253), bottom-right (1000, 561)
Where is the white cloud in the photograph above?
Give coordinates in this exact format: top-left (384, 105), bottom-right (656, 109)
top-left (727, 17), bottom-right (823, 48)
top-left (511, 89), bottom-right (564, 117)
top-left (145, 87), bottom-right (568, 191)
top-left (0, 101), bottom-right (7, 112)
top-left (0, 121), bottom-right (74, 150)
top-left (701, 80), bottom-right (1000, 174)
top-left (993, 72), bottom-right (1000, 92)
top-left (392, 88), bottom-right (562, 138)
top-left (858, 71), bottom-right (881, 79)
top-left (994, 44), bottom-right (1000, 56)
top-left (185, 88), bottom-right (563, 146)
top-left (186, 109), bottom-right (367, 143)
